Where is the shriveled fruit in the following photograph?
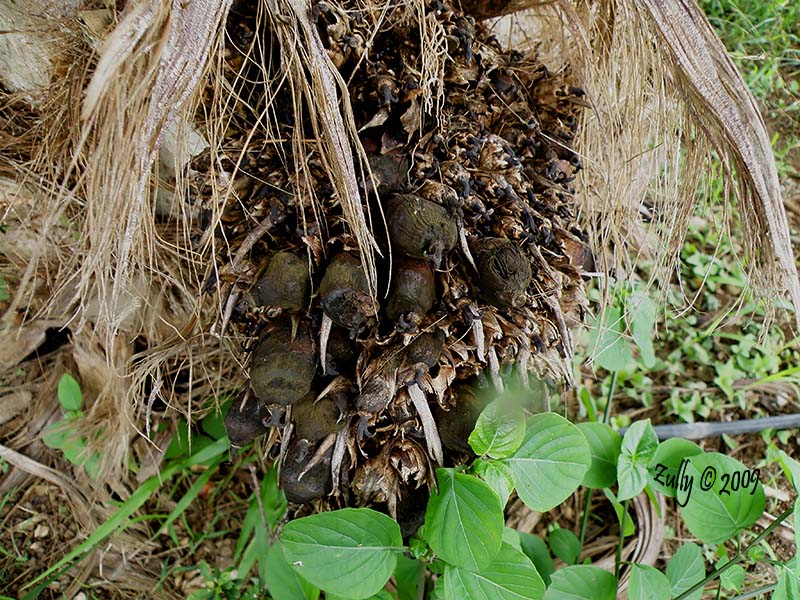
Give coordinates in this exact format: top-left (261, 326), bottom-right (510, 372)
top-left (224, 393), bottom-right (271, 447)
top-left (319, 252), bottom-right (378, 334)
top-left (280, 438), bottom-right (333, 504)
top-left (385, 194), bottom-right (457, 268)
top-left (472, 237), bottom-right (532, 308)
top-left (385, 258), bottom-right (436, 323)
top-left (249, 323), bottom-right (316, 405)
top-left (252, 251), bottom-right (310, 310)
top-left (292, 393), bottom-right (346, 442)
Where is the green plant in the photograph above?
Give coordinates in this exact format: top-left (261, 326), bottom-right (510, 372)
top-left (41, 374), bottom-right (102, 479)
top-left (263, 404), bottom-right (790, 599)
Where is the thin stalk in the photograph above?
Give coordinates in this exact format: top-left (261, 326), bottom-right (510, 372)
top-left (579, 489), bottom-right (593, 549)
top-left (602, 371), bottom-right (618, 424)
top-left (417, 560), bottom-right (426, 600)
top-left (731, 582), bottom-right (778, 599)
top-left (675, 505), bottom-right (794, 600)
top-left (614, 498), bottom-right (629, 580)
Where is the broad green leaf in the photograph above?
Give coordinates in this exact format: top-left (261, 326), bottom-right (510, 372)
top-left (444, 542), bottom-right (545, 600)
top-left (628, 564), bottom-right (671, 600)
top-left (503, 527), bottom-right (522, 551)
top-left (678, 453), bottom-right (765, 544)
top-left (425, 469), bottom-right (503, 571)
top-left (617, 420), bottom-right (659, 501)
top-left (200, 398), bottom-right (231, 440)
top-left (329, 593), bottom-right (392, 600)
top-left (517, 532), bottom-right (554, 586)
top-left (393, 555), bottom-right (420, 600)
top-left (84, 451), bottom-right (102, 480)
top-left (629, 292), bottom-right (656, 368)
top-left (263, 541), bottom-right (320, 600)
top-left (468, 402), bottom-right (526, 459)
top-left (281, 508), bottom-right (402, 599)
top-left (431, 575), bottom-right (446, 600)
top-left (58, 374), bottom-right (83, 412)
top-left (587, 306), bottom-right (633, 372)
top-left (42, 423), bottom-right (70, 449)
top-left (472, 459), bottom-right (515, 507)
top-left (576, 422), bottom-right (621, 489)
top-left (542, 565), bottom-right (617, 600)
top-left (502, 414), bottom-right (590, 511)
top-left (548, 528), bottom-right (581, 565)
top-left (665, 542), bottom-right (704, 600)
top-left (648, 438), bottom-right (703, 497)
top-left (717, 557), bottom-right (745, 592)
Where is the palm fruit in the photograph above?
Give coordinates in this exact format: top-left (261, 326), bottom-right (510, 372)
top-left (252, 251), bottom-right (310, 310)
top-left (319, 252), bottom-right (378, 334)
top-left (385, 194), bottom-right (457, 268)
top-left (385, 258), bottom-right (436, 323)
top-left (472, 237), bottom-right (532, 308)
top-left (405, 329), bottom-right (446, 371)
top-left (249, 323), bottom-right (316, 405)
top-left (224, 392), bottom-right (271, 447)
top-left (292, 392), bottom-right (346, 442)
top-left (280, 438), bottom-right (333, 504)
top-left (434, 384), bottom-right (489, 454)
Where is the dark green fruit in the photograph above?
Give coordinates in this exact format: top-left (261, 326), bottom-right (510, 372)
top-left (319, 253), bottom-right (377, 333)
top-left (472, 237), bottom-right (532, 308)
top-left (252, 251), bottom-right (310, 310)
top-left (280, 439), bottom-right (333, 504)
top-left (324, 328), bottom-right (358, 376)
top-left (292, 393), bottom-right (345, 442)
top-left (405, 329), bottom-right (446, 370)
top-left (385, 194), bottom-right (457, 268)
top-left (250, 323), bottom-right (316, 405)
top-left (435, 385), bottom-right (489, 454)
top-left (385, 258), bottom-right (436, 322)
top-left (224, 393), bottom-right (271, 447)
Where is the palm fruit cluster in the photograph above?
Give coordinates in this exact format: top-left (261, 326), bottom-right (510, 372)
top-left (202, 0), bottom-right (589, 527)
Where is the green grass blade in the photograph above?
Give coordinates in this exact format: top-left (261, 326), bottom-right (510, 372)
top-left (156, 453), bottom-right (225, 536)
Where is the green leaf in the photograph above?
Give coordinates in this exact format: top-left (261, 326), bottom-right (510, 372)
top-left (576, 422), bottom-right (621, 489)
top-left (393, 555), bottom-right (420, 600)
top-left (503, 527), bottom-right (522, 551)
top-left (468, 402), bottom-right (526, 459)
top-left (603, 489), bottom-right (635, 537)
top-left (58, 374), bottom-right (83, 412)
top-left (541, 565), bottom-right (617, 600)
top-left (502, 414), bottom-right (590, 512)
top-left (444, 542), bottom-right (545, 600)
top-left (773, 565), bottom-right (800, 600)
top-left (281, 508), bottom-right (402, 599)
top-left (717, 558), bottom-right (745, 592)
top-left (587, 306), bottom-right (633, 372)
top-left (648, 438), bottom-right (703, 497)
top-left (472, 459), bottom-right (515, 508)
top-left (60, 434), bottom-right (87, 465)
top-left (628, 564), bottom-right (671, 600)
top-left (0, 277), bottom-right (9, 302)
top-left (263, 540), bottom-right (320, 600)
top-left (42, 423), bottom-right (70, 449)
top-left (665, 542), bottom-right (704, 600)
top-left (200, 399), bottom-right (231, 440)
top-left (548, 528), bottom-right (581, 565)
top-left (517, 532), bottom-right (554, 586)
top-left (425, 469), bottom-right (504, 571)
top-left (84, 451), bottom-right (102, 480)
top-left (617, 420), bottom-right (659, 501)
top-left (629, 292), bottom-right (656, 368)
top-left (678, 453), bottom-right (765, 544)
top-left (778, 450), bottom-right (800, 493)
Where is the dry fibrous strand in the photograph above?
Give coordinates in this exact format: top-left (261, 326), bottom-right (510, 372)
top-left (385, 258), bottom-right (436, 324)
top-left (280, 438), bottom-right (333, 504)
top-left (224, 391), bottom-right (271, 447)
top-left (472, 237), bottom-right (532, 308)
top-left (385, 194), bottom-right (458, 269)
top-left (292, 392), bottom-right (347, 442)
top-left (251, 251), bottom-right (310, 310)
top-left (319, 252), bottom-right (378, 334)
top-left (249, 323), bottom-right (316, 405)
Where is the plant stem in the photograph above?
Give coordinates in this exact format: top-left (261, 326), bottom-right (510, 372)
top-left (579, 489), bottom-right (592, 549)
top-left (417, 560), bottom-right (426, 600)
top-left (674, 505), bottom-right (794, 600)
top-left (602, 371), bottom-right (618, 424)
top-left (731, 582), bottom-right (778, 599)
top-left (614, 498), bottom-right (629, 580)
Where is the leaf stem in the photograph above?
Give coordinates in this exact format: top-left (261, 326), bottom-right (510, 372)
top-left (417, 560), bottom-right (426, 600)
top-left (731, 582), bottom-right (778, 599)
top-left (602, 371), bottom-right (618, 424)
top-left (614, 498), bottom-right (629, 580)
top-left (674, 505), bottom-right (794, 600)
top-left (579, 488), bottom-right (592, 549)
